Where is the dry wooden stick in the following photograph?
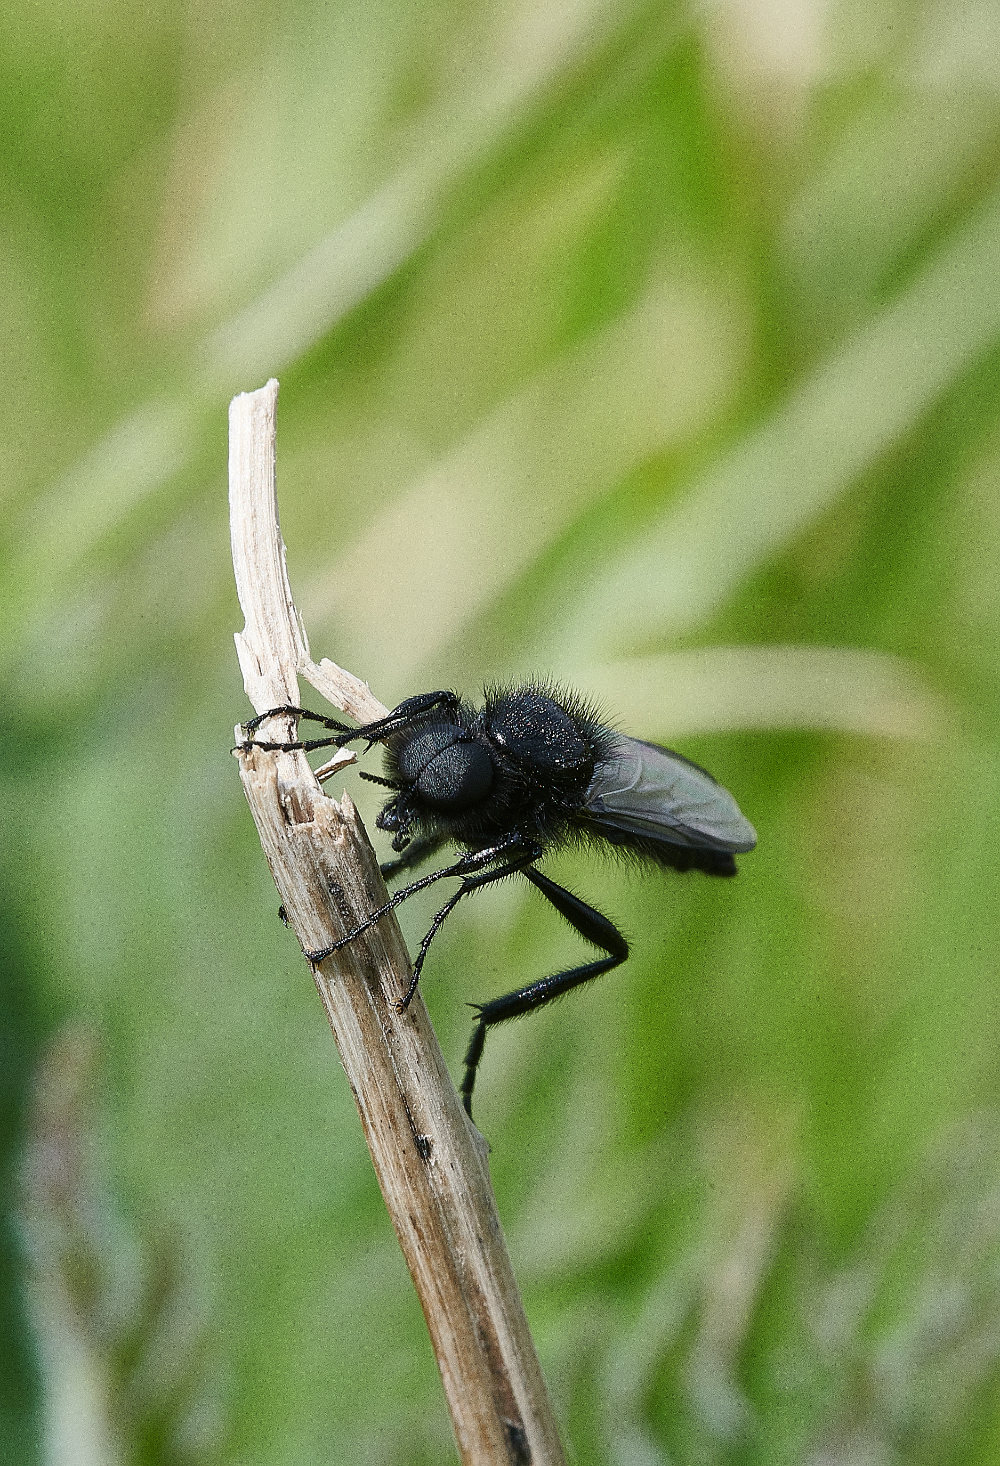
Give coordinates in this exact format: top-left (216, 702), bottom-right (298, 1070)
top-left (229, 379), bottom-right (566, 1466)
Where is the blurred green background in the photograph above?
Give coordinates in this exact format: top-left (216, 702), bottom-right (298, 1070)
top-left (4, 0), bottom-right (1000, 1461)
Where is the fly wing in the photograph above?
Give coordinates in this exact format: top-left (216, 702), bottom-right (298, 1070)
top-left (582, 737), bottom-right (757, 853)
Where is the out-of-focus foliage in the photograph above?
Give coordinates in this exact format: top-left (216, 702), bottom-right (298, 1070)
top-left (3, 0), bottom-right (1000, 1461)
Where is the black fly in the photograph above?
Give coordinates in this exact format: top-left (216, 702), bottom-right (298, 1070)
top-left (241, 684), bottom-right (756, 1117)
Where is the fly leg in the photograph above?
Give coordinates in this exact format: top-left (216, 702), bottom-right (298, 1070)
top-left (397, 849), bottom-right (541, 1009)
top-left (378, 834), bottom-right (448, 883)
top-left (239, 705), bottom-right (356, 754)
top-left (303, 833), bottom-right (535, 965)
top-left (460, 868), bottom-right (629, 1119)
top-left (240, 691), bottom-right (462, 754)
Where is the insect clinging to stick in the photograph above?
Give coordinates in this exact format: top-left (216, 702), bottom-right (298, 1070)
top-left (242, 682), bottom-right (756, 1118)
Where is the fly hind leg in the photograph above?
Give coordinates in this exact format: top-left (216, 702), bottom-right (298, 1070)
top-left (460, 868), bottom-right (629, 1119)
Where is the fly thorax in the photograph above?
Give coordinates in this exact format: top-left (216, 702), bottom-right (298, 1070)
top-left (484, 692), bottom-right (593, 787)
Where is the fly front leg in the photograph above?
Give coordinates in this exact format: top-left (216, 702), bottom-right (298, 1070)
top-left (352, 690), bottom-right (461, 743)
top-left (240, 691), bottom-right (461, 755)
top-left (239, 705), bottom-right (357, 753)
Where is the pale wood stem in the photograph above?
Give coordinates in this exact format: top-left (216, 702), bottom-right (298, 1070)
top-left (229, 379), bottom-right (566, 1466)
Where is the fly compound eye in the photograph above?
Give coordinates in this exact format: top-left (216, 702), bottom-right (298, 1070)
top-left (395, 722), bottom-right (463, 783)
top-left (416, 740), bottom-right (493, 811)
top-left (394, 720), bottom-right (494, 811)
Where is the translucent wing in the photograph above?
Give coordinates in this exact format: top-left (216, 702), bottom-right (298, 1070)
top-left (581, 737), bottom-right (757, 853)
